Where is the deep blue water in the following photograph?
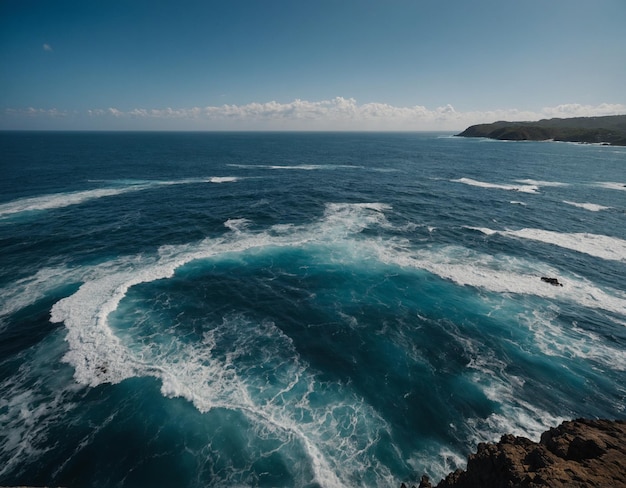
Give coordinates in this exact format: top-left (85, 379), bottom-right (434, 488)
top-left (0, 131), bottom-right (625, 487)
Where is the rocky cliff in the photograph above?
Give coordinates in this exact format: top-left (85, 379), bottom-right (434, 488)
top-left (402, 419), bottom-right (626, 488)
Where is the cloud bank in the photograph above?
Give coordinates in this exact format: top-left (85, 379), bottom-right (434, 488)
top-left (4, 98), bottom-right (626, 131)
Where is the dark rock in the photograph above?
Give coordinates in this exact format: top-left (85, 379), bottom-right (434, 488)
top-left (524, 446), bottom-right (555, 470)
top-left (418, 474), bottom-right (432, 488)
top-left (433, 419), bottom-right (626, 487)
top-left (567, 436), bottom-right (606, 461)
top-left (541, 277), bottom-right (563, 287)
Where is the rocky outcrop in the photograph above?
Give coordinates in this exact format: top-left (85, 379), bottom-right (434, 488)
top-left (431, 419), bottom-right (626, 488)
top-left (541, 277), bottom-right (563, 287)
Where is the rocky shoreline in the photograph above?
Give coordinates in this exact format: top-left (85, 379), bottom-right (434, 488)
top-left (402, 419), bottom-right (626, 488)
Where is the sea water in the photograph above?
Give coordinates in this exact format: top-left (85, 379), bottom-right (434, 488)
top-left (0, 131), bottom-right (624, 487)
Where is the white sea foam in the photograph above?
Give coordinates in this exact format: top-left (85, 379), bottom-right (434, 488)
top-left (467, 400), bottom-right (565, 446)
top-left (470, 227), bottom-right (626, 262)
top-left (455, 331), bottom-right (567, 453)
top-left (474, 391), bottom-right (565, 448)
top-left (48, 203), bottom-right (401, 487)
top-left (510, 201), bottom-right (527, 206)
top-left (0, 177), bottom-right (239, 219)
top-left (321, 203), bottom-right (393, 236)
top-left (135, 176), bottom-right (240, 186)
top-left (522, 309), bottom-right (626, 371)
top-left (43, 201), bottom-right (626, 485)
top-left (49, 203), bottom-right (626, 394)
top-left (207, 176), bottom-right (239, 183)
top-left (595, 181), bottom-right (626, 191)
top-left (0, 187), bottom-right (148, 218)
top-left (56, 304), bottom-right (390, 486)
top-left (0, 266), bottom-right (73, 329)
top-left (563, 201), bottom-right (612, 212)
top-left (409, 331), bottom-right (566, 482)
top-left (453, 178), bottom-right (539, 193)
top-left (408, 447), bottom-right (467, 485)
top-left (370, 238), bottom-right (626, 316)
top-left (515, 179), bottom-right (569, 187)
top-left (50, 202), bottom-right (393, 387)
top-left (0, 332), bottom-right (86, 478)
top-left (227, 164), bottom-right (362, 171)
top-left (224, 218), bottom-right (252, 233)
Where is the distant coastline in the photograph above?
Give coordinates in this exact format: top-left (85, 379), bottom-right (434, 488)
top-left (457, 114), bottom-right (626, 146)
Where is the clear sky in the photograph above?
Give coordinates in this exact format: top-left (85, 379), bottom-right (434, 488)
top-left (1, 0), bottom-right (625, 130)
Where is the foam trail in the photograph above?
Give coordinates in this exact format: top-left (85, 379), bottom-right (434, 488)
top-left (45, 203), bottom-right (625, 484)
top-left (224, 218), bottom-right (252, 233)
top-left (0, 266), bottom-right (77, 329)
top-left (449, 331), bottom-right (568, 473)
top-left (0, 177), bottom-right (239, 219)
top-left (49, 203), bottom-right (399, 487)
top-left (452, 178), bottom-right (539, 193)
top-left (0, 338), bottom-right (87, 478)
top-left (523, 310), bottom-right (626, 371)
top-left (470, 227), bottom-right (626, 262)
top-left (207, 176), bottom-right (239, 183)
top-left (410, 328), bottom-right (566, 482)
top-left (49, 202), bottom-right (391, 387)
top-left (50, 203), bottom-right (626, 390)
top-left (321, 203), bottom-right (392, 236)
top-left (133, 177), bottom-right (241, 185)
top-left (227, 164), bottom-right (362, 171)
top-left (515, 179), bottom-right (569, 187)
top-left (153, 320), bottom-right (353, 487)
top-left (369, 239), bottom-right (626, 316)
top-left (409, 448), bottom-right (467, 486)
top-left (0, 186), bottom-right (149, 218)
top-left (468, 374), bottom-right (566, 445)
top-left (563, 201), bottom-right (612, 212)
top-left (595, 182), bottom-right (626, 191)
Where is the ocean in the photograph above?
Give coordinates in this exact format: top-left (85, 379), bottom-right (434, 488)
top-left (0, 131), bottom-right (624, 487)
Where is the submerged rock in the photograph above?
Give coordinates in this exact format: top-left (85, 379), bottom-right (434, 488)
top-left (541, 276), bottom-right (563, 287)
top-left (400, 474), bottom-right (432, 488)
top-left (430, 419), bottom-right (626, 488)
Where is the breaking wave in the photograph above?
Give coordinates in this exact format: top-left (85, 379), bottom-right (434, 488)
top-left (470, 227), bottom-right (626, 263)
top-left (563, 201), bottom-right (612, 212)
top-left (452, 178), bottom-right (539, 193)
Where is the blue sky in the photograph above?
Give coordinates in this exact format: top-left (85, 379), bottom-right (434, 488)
top-left (1, 0), bottom-right (625, 130)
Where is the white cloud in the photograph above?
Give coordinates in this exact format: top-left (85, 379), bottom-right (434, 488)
top-left (86, 97), bottom-right (469, 129)
top-left (540, 103), bottom-right (626, 118)
top-left (5, 107), bottom-right (68, 117)
top-left (6, 99), bottom-right (626, 131)
top-left (107, 107), bottom-right (123, 117)
top-left (104, 98), bottom-right (626, 130)
top-left (43, 43), bottom-right (53, 52)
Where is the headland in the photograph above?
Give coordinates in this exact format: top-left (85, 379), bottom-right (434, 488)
top-left (457, 114), bottom-right (626, 146)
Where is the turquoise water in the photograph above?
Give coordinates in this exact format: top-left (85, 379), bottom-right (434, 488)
top-left (0, 132), bottom-right (625, 487)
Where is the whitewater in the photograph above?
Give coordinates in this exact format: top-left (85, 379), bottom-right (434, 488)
top-left (0, 131), bottom-right (625, 487)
